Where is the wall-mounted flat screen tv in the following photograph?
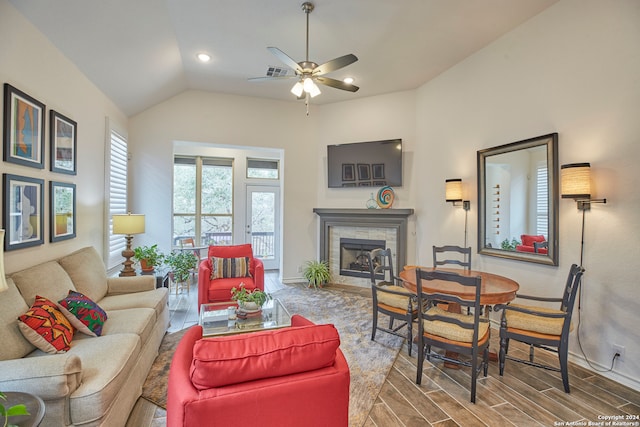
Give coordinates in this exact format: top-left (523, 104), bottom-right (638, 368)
top-left (327, 139), bottom-right (403, 188)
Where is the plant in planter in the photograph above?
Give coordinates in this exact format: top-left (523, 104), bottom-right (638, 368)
top-left (231, 283), bottom-right (270, 311)
top-left (302, 260), bottom-right (331, 289)
top-left (133, 244), bottom-right (165, 272)
top-left (165, 251), bottom-right (198, 284)
top-left (0, 391), bottom-right (29, 427)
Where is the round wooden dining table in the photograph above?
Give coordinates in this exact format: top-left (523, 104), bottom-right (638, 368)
top-left (398, 266), bottom-right (519, 367)
top-left (398, 267), bottom-right (519, 305)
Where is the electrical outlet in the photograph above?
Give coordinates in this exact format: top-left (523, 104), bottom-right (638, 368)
top-left (613, 344), bottom-right (625, 362)
top-left (297, 265), bottom-right (303, 273)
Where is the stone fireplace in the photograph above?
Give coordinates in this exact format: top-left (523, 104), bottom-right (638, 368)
top-left (313, 208), bottom-right (414, 288)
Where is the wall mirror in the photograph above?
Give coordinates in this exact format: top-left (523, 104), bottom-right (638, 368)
top-left (477, 133), bottom-right (558, 265)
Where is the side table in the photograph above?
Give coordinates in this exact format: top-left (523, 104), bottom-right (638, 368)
top-left (2, 392), bottom-right (45, 427)
top-left (140, 267), bottom-right (171, 289)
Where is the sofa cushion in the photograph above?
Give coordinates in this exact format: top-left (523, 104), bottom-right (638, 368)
top-left (11, 261), bottom-right (77, 306)
top-left (18, 296), bottom-right (75, 354)
top-left (97, 307), bottom-right (156, 344)
top-left (58, 290), bottom-right (108, 337)
top-left (210, 256), bottom-right (251, 279)
top-left (190, 323), bottom-right (340, 389)
top-left (57, 247), bottom-right (109, 302)
top-left (67, 333), bottom-right (141, 425)
top-left (0, 277), bottom-right (36, 360)
top-left (97, 288), bottom-right (168, 319)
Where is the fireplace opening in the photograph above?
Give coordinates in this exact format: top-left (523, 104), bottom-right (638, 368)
top-left (339, 238), bottom-right (386, 279)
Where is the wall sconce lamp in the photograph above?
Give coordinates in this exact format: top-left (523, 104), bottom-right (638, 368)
top-left (561, 163), bottom-right (607, 211)
top-left (445, 179), bottom-right (471, 249)
top-left (112, 213), bottom-right (145, 277)
top-left (445, 179), bottom-right (470, 211)
top-left (0, 230), bottom-right (8, 293)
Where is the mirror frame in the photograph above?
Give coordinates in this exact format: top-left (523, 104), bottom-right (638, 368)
top-left (477, 133), bottom-right (559, 266)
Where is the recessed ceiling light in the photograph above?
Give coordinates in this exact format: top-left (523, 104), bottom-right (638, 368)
top-left (343, 77), bottom-right (354, 84)
top-left (197, 53), bottom-right (211, 63)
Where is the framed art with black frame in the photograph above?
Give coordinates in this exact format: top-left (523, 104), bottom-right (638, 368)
top-left (342, 163), bottom-right (355, 181)
top-left (357, 163), bottom-right (371, 181)
top-left (50, 181), bottom-right (76, 242)
top-left (3, 84), bottom-right (45, 169)
top-left (50, 110), bottom-right (77, 175)
top-left (3, 174), bottom-right (44, 251)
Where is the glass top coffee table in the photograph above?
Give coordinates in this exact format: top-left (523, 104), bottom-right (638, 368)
top-left (199, 299), bottom-right (291, 337)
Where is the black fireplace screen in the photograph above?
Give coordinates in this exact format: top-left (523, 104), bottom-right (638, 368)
top-left (339, 238), bottom-right (385, 279)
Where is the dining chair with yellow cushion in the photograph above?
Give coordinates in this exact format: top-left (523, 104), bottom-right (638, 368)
top-left (494, 264), bottom-right (584, 393)
top-left (367, 248), bottom-right (418, 356)
top-left (415, 268), bottom-right (489, 403)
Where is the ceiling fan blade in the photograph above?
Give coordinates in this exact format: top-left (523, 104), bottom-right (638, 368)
top-left (267, 47), bottom-right (302, 73)
top-left (313, 54), bottom-right (358, 76)
top-left (315, 76), bottom-right (359, 92)
top-left (248, 76), bottom-right (296, 82)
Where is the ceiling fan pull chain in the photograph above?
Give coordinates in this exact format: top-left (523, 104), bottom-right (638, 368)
top-left (305, 92), bottom-right (310, 116)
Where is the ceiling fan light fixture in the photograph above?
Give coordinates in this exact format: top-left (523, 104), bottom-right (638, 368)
top-left (308, 82), bottom-right (321, 98)
top-left (291, 81), bottom-right (304, 97)
top-left (303, 77), bottom-right (315, 92)
top-left (343, 77), bottom-right (354, 84)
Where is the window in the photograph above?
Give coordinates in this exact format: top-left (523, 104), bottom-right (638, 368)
top-left (536, 163), bottom-right (548, 237)
top-left (173, 156), bottom-right (233, 246)
top-left (247, 158), bottom-right (279, 179)
top-left (106, 130), bottom-right (128, 269)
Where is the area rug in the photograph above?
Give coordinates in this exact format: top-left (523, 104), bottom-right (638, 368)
top-left (142, 283), bottom-right (403, 426)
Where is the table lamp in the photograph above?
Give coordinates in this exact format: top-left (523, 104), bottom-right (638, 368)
top-left (112, 213), bottom-right (145, 277)
top-left (0, 230), bottom-right (8, 292)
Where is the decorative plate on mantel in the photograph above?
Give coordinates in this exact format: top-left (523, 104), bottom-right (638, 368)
top-left (376, 186), bottom-right (395, 209)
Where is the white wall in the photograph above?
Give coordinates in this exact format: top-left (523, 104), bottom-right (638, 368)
top-left (414, 0), bottom-right (640, 388)
top-left (0, 0), bottom-right (127, 273)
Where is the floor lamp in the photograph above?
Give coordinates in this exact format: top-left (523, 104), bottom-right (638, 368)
top-left (112, 213), bottom-right (145, 277)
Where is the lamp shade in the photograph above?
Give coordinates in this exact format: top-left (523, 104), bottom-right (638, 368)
top-left (0, 229), bottom-right (8, 292)
top-left (445, 179), bottom-right (463, 202)
top-left (291, 81), bottom-right (304, 97)
top-left (561, 163), bottom-right (591, 199)
top-left (112, 214), bottom-right (145, 235)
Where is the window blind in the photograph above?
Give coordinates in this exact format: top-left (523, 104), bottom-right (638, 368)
top-left (107, 130), bottom-right (128, 269)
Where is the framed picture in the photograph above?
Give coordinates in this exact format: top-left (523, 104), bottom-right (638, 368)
top-left (3, 84), bottom-right (45, 169)
top-left (2, 174), bottom-right (44, 251)
top-left (342, 163), bottom-right (355, 181)
top-left (50, 111), bottom-right (77, 175)
top-left (50, 181), bottom-right (76, 242)
top-left (357, 164), bottom-right (371, 181)
top-left (372, 164), bottom-right (385, 180)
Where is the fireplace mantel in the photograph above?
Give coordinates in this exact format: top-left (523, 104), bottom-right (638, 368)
top-left (313, 208), bottom-right (414, 282)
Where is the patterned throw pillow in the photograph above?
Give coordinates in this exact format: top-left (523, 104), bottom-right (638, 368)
top-left (18, 295), bottom-right (75, 354)
top-left (58, 290), bottom-right (108, 337)
top-left (210, 256), bottom-right (251, 279)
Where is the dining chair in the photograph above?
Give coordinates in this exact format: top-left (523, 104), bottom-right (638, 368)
top-left (533, 241), bottom-right (549, 253)
top-left (433, 245), bottom-right (472, 270)
top-left (415, 268), bottom-right (489, 403)
top-left (178, 237), bottom-right (201, 281)
top-left (367, 248), bottom-right (418, 356)
top-left (494, 264), bottom-right (585, 393)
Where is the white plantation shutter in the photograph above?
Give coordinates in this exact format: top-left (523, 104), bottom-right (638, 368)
top-left (536, 163), bottom-right (548, 237)
top-left (107, 130), bottom-right (128, 269)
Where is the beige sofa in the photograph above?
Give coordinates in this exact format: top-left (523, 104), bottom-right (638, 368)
top-left (0, 247), bottom-right (169, 426)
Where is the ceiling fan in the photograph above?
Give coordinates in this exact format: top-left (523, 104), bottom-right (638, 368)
top-left (250, 2), bottom-right (359, 105)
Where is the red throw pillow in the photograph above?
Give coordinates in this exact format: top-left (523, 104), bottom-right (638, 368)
top-left (521, 234), bottom-right (546, 247)
top-left (18, 295), bottom-right (75, 354)
top-left (190, 324), bottom-right (340, 389)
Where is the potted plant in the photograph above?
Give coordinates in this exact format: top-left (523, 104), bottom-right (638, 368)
top-left (0, 391), bottom-right (30, 427)
top-left (302, 260), bottom-right (331, 289)
top-left (165, 251), bottom-right (198, 284)
top-left (133, 244), bottom-right (165, 272)
top-left (231, 283), bottom-right (270, 311)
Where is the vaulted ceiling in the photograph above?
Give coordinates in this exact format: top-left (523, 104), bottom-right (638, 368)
top-left (12, 0), bottom-right (558, 116)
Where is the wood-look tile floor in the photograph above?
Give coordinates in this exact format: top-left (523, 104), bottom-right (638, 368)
top-left (127, 273), bottom-right (640, 426)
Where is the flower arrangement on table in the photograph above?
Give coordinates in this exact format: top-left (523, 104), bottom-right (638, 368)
top-left (231, 283), bottom-right (270, 315)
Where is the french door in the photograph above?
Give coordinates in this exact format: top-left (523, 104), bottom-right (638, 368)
top-left (246, 185), bottom-right (280, 270)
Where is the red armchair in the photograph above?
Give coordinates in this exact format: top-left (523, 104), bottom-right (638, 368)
top-left (198, 244), bottom-right (264, 310)
top-left (167, 315), bottom-right (350, 427)
top-left (515, 234), bottom-right (548, 254)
